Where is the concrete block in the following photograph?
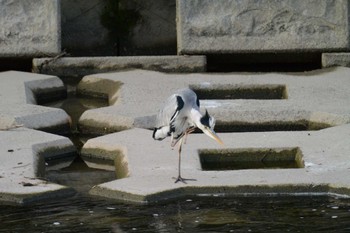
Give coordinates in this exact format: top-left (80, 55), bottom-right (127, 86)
top-left (0, 71), bottom-right (70, 134)
top-left (322, 53), bottom-right (350, 68)
top-left (177, 0), bottom-right (350, 54)
top-left (77, 67), bottom-right (350, 135)
top-left (32, 56), bottom-right (207, 77)
top-left (0, 0), bottom-right (61, 57)
top-left (74, 68), bottom-right (350, 203)
top-left (83, 125), bottom-right (350, 203)
top-left (0, 128), bottom-right (76, 204)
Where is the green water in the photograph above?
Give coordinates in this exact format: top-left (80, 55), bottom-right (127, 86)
top-left (1, 194), bottom-right (350, 232)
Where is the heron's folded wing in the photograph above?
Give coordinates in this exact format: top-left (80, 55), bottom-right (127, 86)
top-left (156, 94), bottom-right (181, 127)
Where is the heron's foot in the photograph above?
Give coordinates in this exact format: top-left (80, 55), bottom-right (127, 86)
top-left (186, 128), bottom-right (196, 134)
top-left (173, 175), bottom-right (197, 184)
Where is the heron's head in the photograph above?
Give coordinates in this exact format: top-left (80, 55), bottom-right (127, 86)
top-left (198, 110), bottom-right (224, 145)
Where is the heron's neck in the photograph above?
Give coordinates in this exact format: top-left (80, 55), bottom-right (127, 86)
top-left (190, 108), bottom-right (203, 127)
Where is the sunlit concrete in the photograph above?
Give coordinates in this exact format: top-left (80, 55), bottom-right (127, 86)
top-left (83, 126), bottom-right (350, 203)
top-left (0, 71), bottom-right (75, 204)
top-left (78, 67), bottom-right (350, 203)
top-left (0, 128), bottom-right (76, 204)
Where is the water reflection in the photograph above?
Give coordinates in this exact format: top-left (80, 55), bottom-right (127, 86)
top-left (46, 156), bottom-right (116, 193)
top-left (1, 195), bottom-right (350, 232)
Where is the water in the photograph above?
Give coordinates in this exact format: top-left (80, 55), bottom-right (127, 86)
top-left (19, 157), bottom-right (350, 232)
top-left (45, 156), bottom-right (116, 193)
top-left (43, 76), bottom-right (108, 149)
top-left (1, 194), bottom-right (350, 232)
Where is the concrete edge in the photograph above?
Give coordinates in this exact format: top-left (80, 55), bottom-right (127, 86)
top-left (77, 76), bottom-right (122, 105)
top-left (0, 129), bottom-right (77, 205)
top-left (322, 52), bottom-right (350, 68)
top-left (89, 183), bottom-right (350, 204)
top-left (78, 116), bottom-right (133, 136)
top-left (0, 184), bottom-right (76, 205)
top-left (32, 56), bottom-right (207, 77)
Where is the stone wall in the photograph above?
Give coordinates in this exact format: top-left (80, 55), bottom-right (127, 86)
top-left (61, 0), bottom-right (176, 56)
top-left (61, 0), bottom-right (109, 55)
top-left (177, 0), bottom-right (350, 54)
top-left (1, 0), bottom-right (350, 68)
top-left (0, 0), bottom-right (61, 58)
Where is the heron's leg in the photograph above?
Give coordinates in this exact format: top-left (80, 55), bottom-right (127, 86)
top-left (176, 137), bottom-right (184, 181)
top-left (183, 127), bottom-right (195, 144)
top-left (170, 132), bottom-right (174, 147)
top-left (174, 137), bottom-right (196, 184)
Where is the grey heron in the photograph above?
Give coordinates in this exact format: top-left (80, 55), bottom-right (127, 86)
top-left (153, 88), bottom-right (223, 183)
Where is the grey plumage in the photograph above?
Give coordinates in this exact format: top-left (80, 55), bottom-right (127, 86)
top-left (152, 88), bottom-right (223, 184)
top-left (153, 88), bottom-right (200, 146)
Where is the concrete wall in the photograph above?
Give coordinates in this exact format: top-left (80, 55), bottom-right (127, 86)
top-left (0, 0), bottom-right (61, 58)
top-left (1, 0), bottom-right (350, 68)
top-left (177, 0), bottom-right (350, 54)
top-left (61, 0), bottom-right (109, 55)
top-left (61, 0), bottom-right (177, 56)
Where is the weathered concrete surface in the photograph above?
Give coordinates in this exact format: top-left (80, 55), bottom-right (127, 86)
top-left (0, 71), bottom-right (70, 133)
top-left (0, 71), bottom-right (77, 204)
top-left (83, 125), bottom-right (350, 203)
top-left (61, 0), bottom-right (109, 54)
top-left (130, 0), bottom-right (176, 54)
top-left (176, 0), bottom-right (350, 54)
top-left (322, 53), bottom-right (350, 68)
top-left (0, 127), bottom-right (76, 204)
top-left (77, 67), bottom-right (350, 135)
top-left (61, 0), bottom-right (176, 56)
top-left (77, 67), bottom-right (350, 203)
top-left (32, 56), bottom-right (207, 77)
top-left (0, 0), bottom-right (61, 57)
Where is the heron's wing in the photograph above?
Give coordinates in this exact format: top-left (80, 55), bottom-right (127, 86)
top-left (153, 94), bottom-right (182, 140)
top-left (156, 94), bottom-right (183, 127)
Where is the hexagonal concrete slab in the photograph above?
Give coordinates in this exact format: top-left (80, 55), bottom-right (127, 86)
top-left (0, 71), bottom-right (75, 204)
top-left (0, 128), bottom-right (76, 204)
top-left (0, 71), bottom-right (70, 133)
top-left (77, 67), bottom-right (350, 135)
top-left (82, 125), bottom-right (350, 203)
top-left (77, 67), bottom-right (350, 203)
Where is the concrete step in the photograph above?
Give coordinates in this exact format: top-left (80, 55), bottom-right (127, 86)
top-left (32, 56), bottom-right (207, 77)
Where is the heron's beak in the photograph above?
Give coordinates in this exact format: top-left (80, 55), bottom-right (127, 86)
top-left (203, 127), bottom-right (224, 146)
